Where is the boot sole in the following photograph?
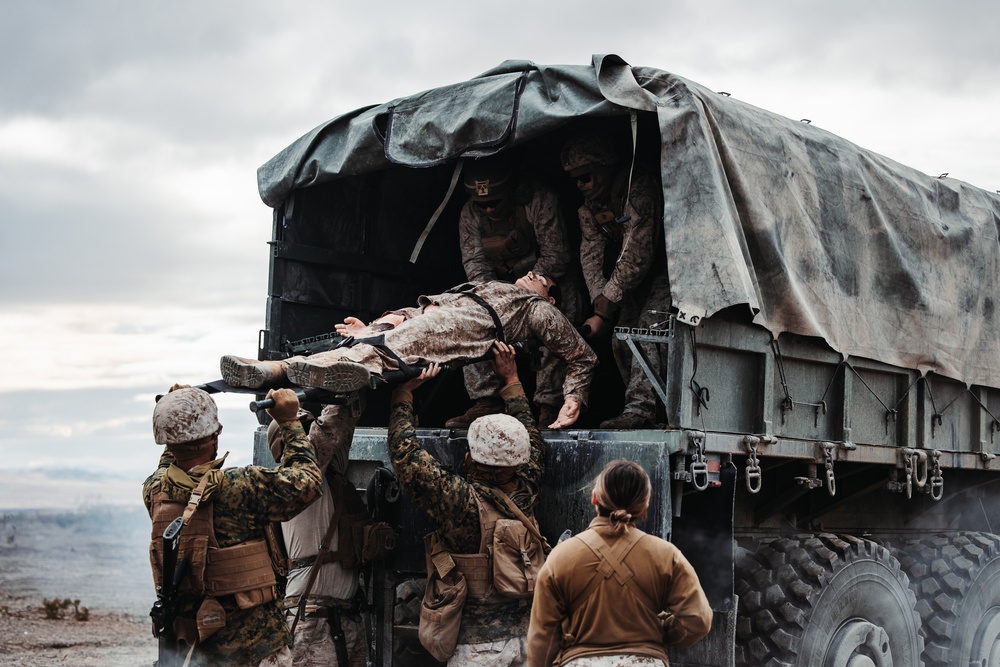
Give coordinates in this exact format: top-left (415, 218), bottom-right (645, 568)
top-left (221, 355), bottom-right (266, 389)
top-left (599, 413), bottom-right (656, 429)
top-left (287, 359), bottom-right (371, 392)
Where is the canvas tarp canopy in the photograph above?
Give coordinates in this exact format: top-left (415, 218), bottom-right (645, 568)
top-left (258, 54), bottom-right (1000, 389)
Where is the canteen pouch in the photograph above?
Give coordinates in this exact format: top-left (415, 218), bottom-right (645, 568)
top-left (492, 518), bottom-right (546, 599)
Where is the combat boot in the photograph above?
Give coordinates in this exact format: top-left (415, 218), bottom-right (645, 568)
top-left (286, 357), bottom-right (372, 393)
top-left (536, 404), bottom-right (561, 429)
top-left (220, 355), bottom-right (289, 389)
top-left (445, 397), bottom-right (505, 429)
top-left (599, 412), bottom-right (656, 429)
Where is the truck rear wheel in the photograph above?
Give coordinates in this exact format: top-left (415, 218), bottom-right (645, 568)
top-left (894, 532), bottom-right (1000, 667)
top-left (735, 533), bottom-right (923, 666)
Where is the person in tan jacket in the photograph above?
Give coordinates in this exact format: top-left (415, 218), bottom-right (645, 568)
top-left (527, 460), bottom-right (712, 666)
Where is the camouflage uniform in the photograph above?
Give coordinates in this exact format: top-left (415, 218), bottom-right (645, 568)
top-left (388, 381), bottom-right (545, 665)
top-left (307, 281), bottom-right (596, 407)
top-left (562, 657), bottom-right (665, 667)
top-left (577, 167), bottom-right (670, 422)
top-left (142, 420), bottom-right (322, 667)
top-left (281, 405), bottom-right (366, 667)
top-left (459, 179), bottom-right (583, 413)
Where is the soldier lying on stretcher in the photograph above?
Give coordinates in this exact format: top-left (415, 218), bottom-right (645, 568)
top-left (221, 272), bottom-right (597, 429)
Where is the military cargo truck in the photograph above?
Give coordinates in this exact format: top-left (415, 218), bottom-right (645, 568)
top-left (250, 55), bottom-right (1000, 666)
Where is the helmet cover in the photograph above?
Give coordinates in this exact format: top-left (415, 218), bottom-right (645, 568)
top-left (462, 156), bottom-right (513, 201)
top-left (467, 413), bottom-right (529, 467)
top-left (560, 132), bottom-right (618, 175)
top-left (152, 387), bottom-right (221, 445)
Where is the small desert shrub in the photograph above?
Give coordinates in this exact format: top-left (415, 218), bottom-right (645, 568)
top-left (41, 597), bottom-right (89, 621)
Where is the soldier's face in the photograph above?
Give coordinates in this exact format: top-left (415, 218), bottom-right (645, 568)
top-left (472, 193), bottom-right (512, 221)
top-left (574, 167), bottom-right (608, 200)
top-left (516, 271), bottom-right (554, 299)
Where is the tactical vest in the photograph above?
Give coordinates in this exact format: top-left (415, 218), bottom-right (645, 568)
top-left (585, 171), bottom-right (632, 279)
top-left (287, 468), bottom-right (372, 572)
top-left (148, 479), bottom-right (279, 612)
top-left (479, 184), bottom-right (539, 282)
top-left (442, 488), bottom-right (545, 604)
top-left (586, 168), bottom-right (666, 281)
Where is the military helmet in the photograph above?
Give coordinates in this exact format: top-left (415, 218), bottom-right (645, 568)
top-left (152, 387), bottom-right (221, 445)
top-left (467, 413), bottom-right (530, 467)
top-left (560, 132), bottom-right (618, 175)
top-left (462, 156), bottom-right (513, 202)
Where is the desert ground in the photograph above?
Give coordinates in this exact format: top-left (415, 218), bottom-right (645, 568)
top-left (0, 507), bottom-right (157, 666)
top-left (0, 590), bottom-right (155, 667)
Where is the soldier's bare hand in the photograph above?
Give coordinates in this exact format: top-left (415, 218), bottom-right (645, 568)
top-left (583, 315), bottom-right (608, 339)
top-left (489, 341), bottom-right (519, 385)
top-left (266, 388), bottom-right (300, 423)
top-left (335, 316), bottom-right (368, 337)
top-left (399, 363), bottom-right (441, 393)
top-left (548, 397), bottom-right (581, 429)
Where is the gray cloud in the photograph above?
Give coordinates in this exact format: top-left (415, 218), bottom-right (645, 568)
top-left (1, 0), bottom-right (998, 495)
top-left (0, 387), bottom-right (264, 478)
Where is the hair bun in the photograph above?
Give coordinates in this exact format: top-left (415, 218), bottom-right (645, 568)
top-left (610, 509), bottom-right (632, 524)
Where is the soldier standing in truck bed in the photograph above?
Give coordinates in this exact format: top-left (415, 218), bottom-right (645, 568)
top-left (448, 156), bottom-right (583, 429)
top-left (561, 131), bottom-right (671, 429)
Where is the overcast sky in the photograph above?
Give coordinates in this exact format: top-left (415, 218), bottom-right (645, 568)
top-left (1, 0), bottom-right (998, 509)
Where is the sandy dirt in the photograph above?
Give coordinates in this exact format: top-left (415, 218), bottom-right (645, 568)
top-left (0, 591), bottom-right (156, 667)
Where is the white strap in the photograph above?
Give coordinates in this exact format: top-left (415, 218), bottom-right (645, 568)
top-left (409, 158), bottom-right (465, 263)
top-left (614, 111), bottom-right (641, 266)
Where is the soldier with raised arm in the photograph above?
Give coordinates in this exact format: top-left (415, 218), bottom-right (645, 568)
top-left (144, 385), bottom-right (322, 667)
top-left (561, 131), bottom-right (671, 429)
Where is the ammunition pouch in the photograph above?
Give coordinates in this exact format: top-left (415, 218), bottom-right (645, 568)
top-left (204, 538), bottom-right (278, 609)
top-left (361, 521), bottom-right (397, 564)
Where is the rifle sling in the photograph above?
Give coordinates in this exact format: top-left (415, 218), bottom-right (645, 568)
top-left (181, 474), bottom-right (212, 526)
top-left (491, 489), bottom-right (550, 554)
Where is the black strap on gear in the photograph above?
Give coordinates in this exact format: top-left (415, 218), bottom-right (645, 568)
top-left (337, 334), bottom-right (425, 381)
top-left (333, 290), bottom-right (513, 384)
top-left (329, 607), bottom-right (349, 667)
top-left (451, 291), bottom-right (506, 343)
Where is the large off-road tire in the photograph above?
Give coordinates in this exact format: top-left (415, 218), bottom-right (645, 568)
top-left (735, 533), bottom-right (923, 667)
top-left (894, 531), bottom-right (1000, 667)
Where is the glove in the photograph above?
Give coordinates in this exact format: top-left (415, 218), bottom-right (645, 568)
top-left (265, 388), bottom-right (300, 424)
top-left (592, 294), bottom-right (621, 324)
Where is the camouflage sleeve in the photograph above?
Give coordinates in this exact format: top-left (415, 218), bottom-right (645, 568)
top-left (388, 389), bottom-right (481, 551)
top-left (382, 306), bottom-right (422, 320)
top-left (527, 301), bottom-right (597, 406)
top-left (577, 204), bottom-right (608, 304)
top-left (217, 420), bottom-right (323, 523)
top-left (142, 447), bottom-right (175, 514)
top-left (458, 201), bottom-right (499, 283)
top-left (526, 186), bottom-right (571, 280)
top-left (603, 171), bottom-right (661, 304)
